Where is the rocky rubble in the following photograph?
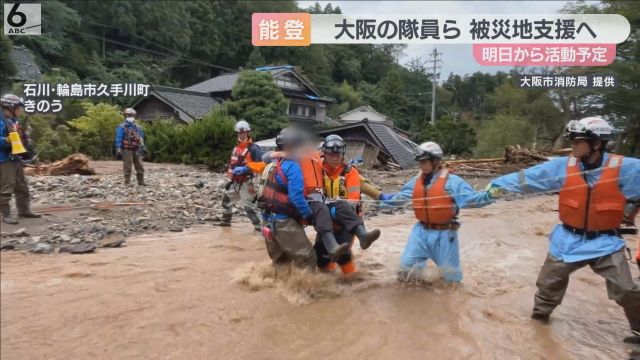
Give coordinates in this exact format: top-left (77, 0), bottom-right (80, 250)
top-left (1, 165), bottom-right (238, 254)
top-left (1, 161), bottom-right (510, 255)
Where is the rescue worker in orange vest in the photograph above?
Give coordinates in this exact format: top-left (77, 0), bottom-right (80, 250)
top-left (380, 141), bottom-right (492, 283)
top-left (218, 120), bottom-right (264, 232)
top-left (256, 128), bottom-right (317, 270)
top-left (316, 134), bottom-right (381, 274)
top-left (486, 117), bottom-right (640, 344)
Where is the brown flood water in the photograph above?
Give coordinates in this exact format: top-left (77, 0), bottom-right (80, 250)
top-left (1, 196), bottom-right (639, 359)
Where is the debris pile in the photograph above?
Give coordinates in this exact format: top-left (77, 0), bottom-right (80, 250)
top-left (1, 164), bottom-right (231, 253)
top-left (24, 153), bottom-right (96, 176)
top-left (444, 146), bottom-right (567, 176)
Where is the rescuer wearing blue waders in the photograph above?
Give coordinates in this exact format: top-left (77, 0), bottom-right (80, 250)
top-left (487, 117), bottom-right (640, 344)
top-left (380, 142), bottom-right (492, 284)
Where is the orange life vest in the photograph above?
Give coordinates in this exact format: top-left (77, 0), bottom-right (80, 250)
top-left (258, 160), bottom-right (299, 218)
top-left (412, 169), bottom-right (456, 224)
top-left (299, 153), bottom-right (324, 196)
top-left (322, 163), bottom-right (361, 201)
top-left (558, 155), bottom-right (626, 231)
top-left (227, 140), bottom-right (254, 181)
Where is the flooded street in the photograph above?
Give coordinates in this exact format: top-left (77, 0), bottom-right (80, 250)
top-left (1, 196), bottom-right (638, 359)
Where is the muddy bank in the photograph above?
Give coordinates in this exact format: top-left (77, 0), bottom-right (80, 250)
top-left (2, 196), bottom-right (638, 359)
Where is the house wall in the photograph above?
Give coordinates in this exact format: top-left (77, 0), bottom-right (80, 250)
top-left (135, 97), bottom-right (177, 122)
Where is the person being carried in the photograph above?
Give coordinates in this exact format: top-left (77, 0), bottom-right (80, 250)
top-left (486, 117), bottom-right (640, 344)
top-left (380, 141), bottom-right (492, 284)
top-left (217, 120), bottom-right (264, 232)
top-left (316, 134), bottom-right (381, 274)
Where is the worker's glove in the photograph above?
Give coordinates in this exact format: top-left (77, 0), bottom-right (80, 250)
top-left (485, 183), bottom-right (503, 199)
top-left (378, 193), bottom-right (395, 201)
top-left (330, 206), bottom-right (337, 220)
top-left (115, 148), bottom-right (122, 160)
top-left (232, 166), bottom-right (249, 176)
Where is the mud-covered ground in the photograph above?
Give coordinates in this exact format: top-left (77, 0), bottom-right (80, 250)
top-left (1, 162), bottom-right (639, 359)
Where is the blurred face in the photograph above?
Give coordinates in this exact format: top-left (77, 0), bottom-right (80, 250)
top-left (419, 159), bottom-right (434, 174)
top-left (324, 152), bottom-right (342, 167)
top-left (571, 139), bottom-right (601, 159)
top-left (237, 131), bottom-right (249, 141)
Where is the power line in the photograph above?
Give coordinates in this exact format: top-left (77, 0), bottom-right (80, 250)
top-left (83, 19), bottom-right (234, 72)
top-left (68, 29), bottom-right (234, 72)
top-left (75, 20), bottom-right (234, 72)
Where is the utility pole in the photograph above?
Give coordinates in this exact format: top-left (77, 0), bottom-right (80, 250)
top-left (430, 48), bottom-right (443, 124)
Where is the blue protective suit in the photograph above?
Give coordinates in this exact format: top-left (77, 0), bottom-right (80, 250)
top-left (262, 159), bottom-right (312, 222)
top-left (114, 120), bottom-right (144, 149)
top-left (490, 153), bottom-right (640, 263)
top-left (0, 112), bottom-right (18, 163)
top-left (381, 170), bottom-right (492, 282)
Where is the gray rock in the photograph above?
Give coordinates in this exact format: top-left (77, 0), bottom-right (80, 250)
top-left (12, 228), bottom-right (28, 237)
top-left (70, 238), bottom-right (82, 244)
top-left (31, 243), bottom-right (54, 254)
top-left (59, 243), bottom-right (96, 254)
top-left (59, 234), bottom-right (72, 242)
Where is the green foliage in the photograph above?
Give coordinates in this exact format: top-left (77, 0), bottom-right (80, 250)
top-left (0, 34), bottom-right (16, 90)
top-left (143, 111), bottom-right (236, 170)
top-left (68, 102), bottom-right (123, 159)
top-left (27, 115), bottom-right (78, 161)
top-left (420, 117), bottom-right (477, 156)
top-left (224, 70), bottom-right (289, 140)
top-left (473, 115), bottom-right (536, 158)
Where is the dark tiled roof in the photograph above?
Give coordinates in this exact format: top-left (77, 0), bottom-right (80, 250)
top-left (367, 122), bottom-right (418, 169)
top-left (10, 46), bottom-right (42, 82)
top-left (149, 86), bottom-right (220, 123)
top-left (185, 72), bottom-right (239, 93)
top-left (317, 120), bottom-right (418, 169)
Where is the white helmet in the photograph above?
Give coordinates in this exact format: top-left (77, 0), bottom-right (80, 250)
top-left (564, 117), bottom-right (613, 141)
top-left (123, 108), bottom-right (137, 116)
top-left (1, 94), bottom-right (24, 109)
top-left (414, 141), bottom-right (444, 161)
top-left (234, 120), bottom-right (251, 132)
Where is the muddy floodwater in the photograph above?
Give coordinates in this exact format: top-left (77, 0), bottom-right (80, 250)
top-left (2, 196), bottom-right (639, 359)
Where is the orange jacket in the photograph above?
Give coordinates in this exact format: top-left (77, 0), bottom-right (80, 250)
top-left (559, 155), bottom-right (626, 231)
top-left (299, 152), bottom-right (324, 196)
top-left (227, 140), bottom-right (265, 178)
top-left (322, 162), bottom-right (361, 201)
top-left (412, 169), bottom-right (456, 224)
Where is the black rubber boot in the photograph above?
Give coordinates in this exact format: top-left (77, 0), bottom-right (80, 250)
top-left (355, 225), bottom-right (380, 250)
top-left (18, 211), bottom-right (41, 218)
top-left (136, 173), bottom-right (146, 186)
top-left (214, 213), bottom-right (232, 227)
top-left (322, 232), bottom-right (350, 262)
top-left (624, 330), bottom-right (640, 344)
top-left (1, 205), bottom-right (18, 224)
top-left (531, 313), bottom-right (550, 323)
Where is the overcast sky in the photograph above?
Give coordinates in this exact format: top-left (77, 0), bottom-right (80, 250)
top-left (297, 1), bottom-right (600, 77)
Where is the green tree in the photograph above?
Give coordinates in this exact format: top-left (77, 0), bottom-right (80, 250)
top-left (474, 115), bottom-right (536, 158)
top-left (224, 70), bottom-right (289, 139)
top-left (68, 102), bottom-right (122, 158)
top-left (421, 117), bottom-right (476, 156)
top-left (374, 68), bottom-right (409, 129)
top-left (0, 34), bottom-right (16, 90)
